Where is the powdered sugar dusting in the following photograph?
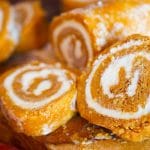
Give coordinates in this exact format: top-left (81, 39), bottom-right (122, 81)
top-left (110, 40), bottom-right (143, 53)
top-left (127, 4), bottom-right (150, 35)
top-left (95, 23), bottom-right (108, 47)
top-left (42, 124), bottom-right (54, 135)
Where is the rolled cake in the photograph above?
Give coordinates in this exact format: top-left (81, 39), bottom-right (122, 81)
top-left (77, 34), bottom-right (150, 142)
top-left (1, 39), bottom-right (150, 149)
top-left (0, 61), bottom-right (77, 136)
top-left (15, 1), bottom-right (48, 52)
top-left (50, 0), bottom-right (150, 69)
top-left (0, 1), bottom-right (20, 62)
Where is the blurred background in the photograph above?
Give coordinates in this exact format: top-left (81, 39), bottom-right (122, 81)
top-left (9, 0), bottom-right (61, 21)
top-left (9, 0), bottom-right (99, 20)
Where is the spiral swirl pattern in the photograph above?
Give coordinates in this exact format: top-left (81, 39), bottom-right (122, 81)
top-left (4, 63), bottom-right (74, 109)
top-left (85, 37), bottom-right (150, 119)
top-left (78, 35), bottom-right (150, 141)
top-left (0, 62), bottom-right (77, 136)
top-left (52, 20), bottom-right (93, 69)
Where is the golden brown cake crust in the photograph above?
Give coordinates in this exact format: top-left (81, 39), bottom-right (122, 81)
top-left (36, 115), bottom-right (114, 145)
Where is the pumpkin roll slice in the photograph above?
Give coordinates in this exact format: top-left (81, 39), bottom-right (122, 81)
top-left (0, 1), bottom-right (21, 62)
top-left (78, 35), bottom-right (150, 142)
top-left (0, 61), bottom-right (77, 136)
top-left (50, 0), bottom-right (150, 69)
top-left (15, 1), bottom-right (48, 52)
top-left (61, 0), bottom-right (99, 11)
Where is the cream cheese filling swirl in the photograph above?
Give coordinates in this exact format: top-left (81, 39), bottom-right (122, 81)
top-left (85, 39), bottom-right (150, 119)
top-left (53, 20), bottom-right (93, 69)
top-left (4, 63), bottom-right (74, 110)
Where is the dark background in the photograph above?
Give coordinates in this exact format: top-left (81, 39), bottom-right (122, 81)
top-left (9, 0), bottom-right (61, 20)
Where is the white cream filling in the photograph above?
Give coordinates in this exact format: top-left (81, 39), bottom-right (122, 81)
top-left (70, 92), bottom-right (77, 111)
top-left (42, 124), bottom-right (54, 135)
top-left (0, 10), bottom-right (3, 31)
top-left (110, 40), bottom-right (143, 54)
top-left (4, 64), bottom-right (73, 109)
top-left (60, 35), bottom-right (74, 65)
top-left (53, 20), bottom-right (93, 64)
top-left (101, 54), bottom-right (141, 98)
top-left (33, 80), bottom-right (52, 96)
top-left (85, 51), bottom-right (150, 119)
top-left (60, 35), bottom-right (83, 65)
top-left (127, 70), bottom-right (140, 97)
top-left (21, 70), bottom-right (54, 92)
top-left (6, 7), bottom-right (21, 44)
top-left (74, 40), bottom-right (82, 59)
